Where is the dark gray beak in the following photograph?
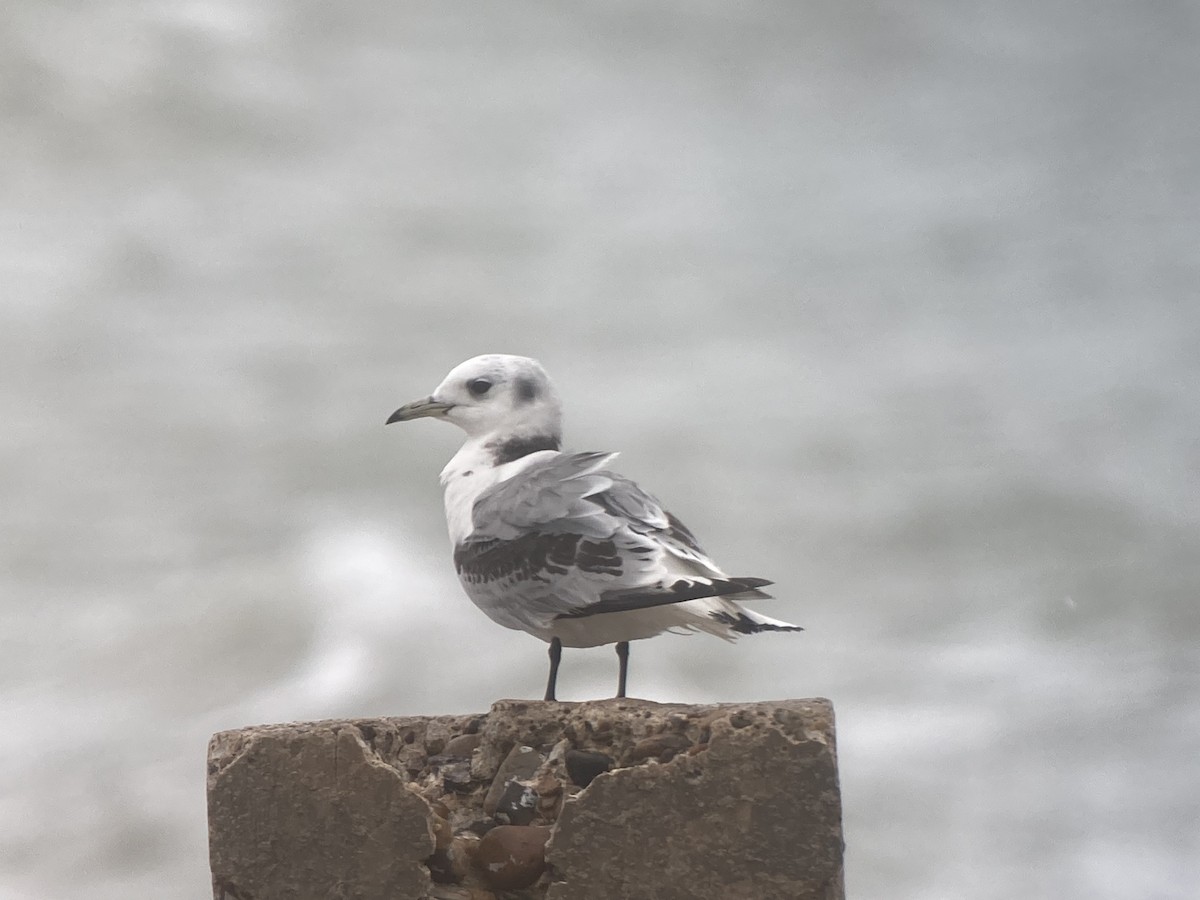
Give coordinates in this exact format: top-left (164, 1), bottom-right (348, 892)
top-left (386, 396), bottom-right (454, 424)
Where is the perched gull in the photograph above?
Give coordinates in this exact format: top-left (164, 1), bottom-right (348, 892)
top-left (387, 354), bottom-right (801, 700)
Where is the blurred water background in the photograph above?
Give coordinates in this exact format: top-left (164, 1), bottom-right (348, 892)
top-left (3, 1), bottom-right (1199, 898)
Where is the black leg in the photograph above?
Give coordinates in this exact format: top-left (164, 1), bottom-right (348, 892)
top-left (544, 637), bottom-right (562, 701)
top-left (615, 641), bottom-right (630, 698)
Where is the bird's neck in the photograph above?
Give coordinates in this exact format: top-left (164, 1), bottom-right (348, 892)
top-left (441, 428), bottom-right (561, 478)
top-left (485, 431), bottom-right (562, 465)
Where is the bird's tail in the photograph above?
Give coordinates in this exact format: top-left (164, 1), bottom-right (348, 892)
top-left (679, 592), bottom-right (803, 641)
top-left (712, 606), bottom-right (804, 635)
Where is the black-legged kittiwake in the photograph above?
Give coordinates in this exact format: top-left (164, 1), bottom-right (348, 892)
top-left (387, 354), bottom-right (801, 700)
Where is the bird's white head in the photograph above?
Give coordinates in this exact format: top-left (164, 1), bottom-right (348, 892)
top-left (387, 354), bottom-right (563, 445)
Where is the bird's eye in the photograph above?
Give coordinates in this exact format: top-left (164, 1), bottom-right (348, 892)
top-left (467, 378), bottom-right (493, 397)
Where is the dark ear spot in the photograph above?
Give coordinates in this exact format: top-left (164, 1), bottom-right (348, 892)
top-left (515, 377), bottom-right (538, 404)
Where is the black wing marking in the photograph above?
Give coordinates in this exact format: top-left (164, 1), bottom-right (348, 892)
top-left (556, 575), bottom-right (775, 620)
top-left (454, 532), bottom-right (629, 586)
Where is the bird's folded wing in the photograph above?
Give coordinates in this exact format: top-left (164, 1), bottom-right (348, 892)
top-left (461, 450), bottom-right (777, 626)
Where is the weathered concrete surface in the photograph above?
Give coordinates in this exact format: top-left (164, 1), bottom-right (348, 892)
top-left (208, 717), bottom-right (473, 900)
top-left (546, 701), bottom-right (843, 900)
top-left (208, 699), bottom-right (843, 900)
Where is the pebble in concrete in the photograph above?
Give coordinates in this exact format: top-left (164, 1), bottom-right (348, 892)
top-left (493, 778), bottom-right (539, 825)
top-left (474, 824), bottom-right (552, 891)
top-left (483, 744), bottom-right (543, 815)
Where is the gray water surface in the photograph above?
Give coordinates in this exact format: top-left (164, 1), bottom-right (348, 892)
top-left (3, 2), bottom-right (1198, 898)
